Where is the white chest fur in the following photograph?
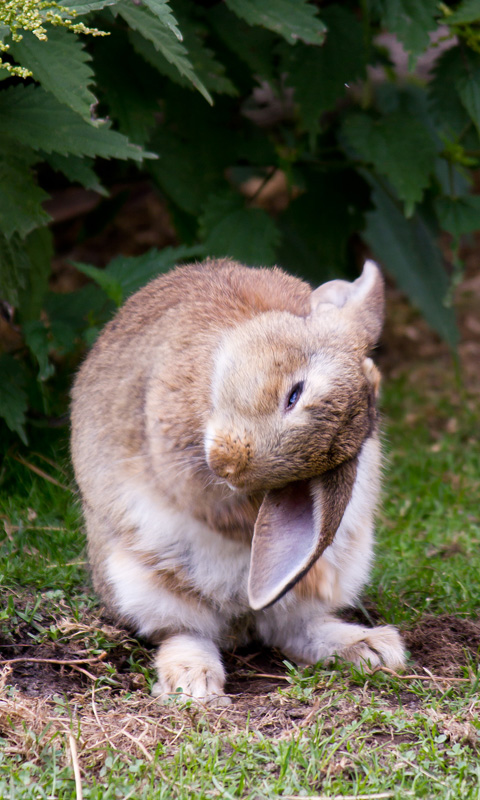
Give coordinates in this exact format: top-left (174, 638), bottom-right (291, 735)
top-left (104, 433), bottom-right (380, 645)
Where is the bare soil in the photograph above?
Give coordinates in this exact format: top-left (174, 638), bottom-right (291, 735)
top-left (3, 609), bottom-right (479, 702)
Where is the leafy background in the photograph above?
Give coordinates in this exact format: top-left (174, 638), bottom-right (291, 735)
top-left (1, 0), bottom-right (480, 444)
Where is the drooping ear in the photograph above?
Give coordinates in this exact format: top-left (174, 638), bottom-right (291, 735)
top-left (247, 459), bottom-right (358, 611)
top-left (310, 260), bottom-right (385, 348)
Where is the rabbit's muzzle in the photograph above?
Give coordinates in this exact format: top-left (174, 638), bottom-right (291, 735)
top-left (205, 431), bottom-right (253, 484)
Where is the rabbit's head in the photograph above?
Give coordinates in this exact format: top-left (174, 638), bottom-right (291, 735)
top-left (204, 261), bottom-right (385, 609)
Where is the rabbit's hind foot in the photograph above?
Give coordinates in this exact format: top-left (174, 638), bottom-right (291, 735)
top-left (152, 633), bottom-right (231, 707)
top-left (332, 624), bottom-right (406, 672)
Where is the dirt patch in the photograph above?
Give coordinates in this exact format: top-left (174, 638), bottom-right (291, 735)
top-left (0, 632), bottom-right (289, 703)
top-left (1, 610), bottom-right (479, 771)
top-left (405, 614), bottom-right (480, 677)
top-left (0, 649), bottom-right (88, 698)
top-left (224, 646), bottom-right (290, 697)
top-left (2, 612), bottom-right (478, 704)
top-left (0, 639), bottom-right (310, 770)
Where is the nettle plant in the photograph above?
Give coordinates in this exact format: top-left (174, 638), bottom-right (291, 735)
top-left (1, 0), bottom-right (480, 443)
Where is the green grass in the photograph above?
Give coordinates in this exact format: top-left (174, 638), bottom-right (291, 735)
top-left (374, 380), bottom-right (480, 626)
top-left (0, 369), bottom-right (479, 799)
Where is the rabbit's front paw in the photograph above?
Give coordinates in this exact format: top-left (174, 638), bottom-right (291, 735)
top-left (153, 633), bottom-right (231, 706)
top-left (337, 625), bottom-right (405, 671)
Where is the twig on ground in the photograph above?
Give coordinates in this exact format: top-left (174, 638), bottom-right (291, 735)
top-left (68, 734), bottom-right (84, 800)
top-left (0, 654), bottom-right (107, 667)
top-left (372, 665), bottom-right (470, 683)
top-left (229, 651), bottom-right (263, 667)
top-left (12, 454), bottom-right (72, 492)
top-left (121, 729), bottom-right (153, 762)
top-left (69, 665), bottom-right (101, 682)
top-left (168, 722), bottom-right (187, 745)
top-left (31, 451), bottom-right (68, 476)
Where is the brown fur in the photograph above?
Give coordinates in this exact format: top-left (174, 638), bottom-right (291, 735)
top-left (294, 557), bottom-right (342, 603)
top-left (71, 259), bottom-right (408, 698)
top-left (71, 258), bottom-right (386, 634)
top-left (199, 492), bottom-right (262, 543)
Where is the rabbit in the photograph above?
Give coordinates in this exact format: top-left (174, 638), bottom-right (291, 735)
top-left (70, 257), bottom-right (406, 704)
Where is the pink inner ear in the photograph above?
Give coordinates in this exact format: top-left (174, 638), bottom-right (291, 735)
top-left (247, 459), bottom-right (358, 611)
top-left (248, 480), bottom-right (318, 610)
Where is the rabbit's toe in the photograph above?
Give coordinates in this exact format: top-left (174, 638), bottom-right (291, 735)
top-left (153, 633), bottom-right (230, 705)
top-left (337, 624), bottom-right (405, 671)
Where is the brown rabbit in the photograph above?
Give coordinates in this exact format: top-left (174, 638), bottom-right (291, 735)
top-left (71, 258), bottom-right (405, 703)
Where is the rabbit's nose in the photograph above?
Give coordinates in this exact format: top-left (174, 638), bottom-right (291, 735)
top-left (205, 430), bottom-right (253, 481)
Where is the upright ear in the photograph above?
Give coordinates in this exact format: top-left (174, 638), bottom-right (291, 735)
top-left (247, 459), bottom-right (358, 611)
top-left (310, 260), bottom-right (385, 349)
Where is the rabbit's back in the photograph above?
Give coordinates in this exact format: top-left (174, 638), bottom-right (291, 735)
top-left (72, 260), bottom-right (310, 414)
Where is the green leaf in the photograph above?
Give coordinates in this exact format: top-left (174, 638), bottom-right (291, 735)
top-left (208, 4), bottom-right (277, 83)
top-left (177, 11), bottom-right (236, 96)
top-left (224, 0), bottom-right (326, 46)
top-left (147, 119), bottom-right (231, 215)
top-left (457, 66), bottom-right (480, 136)
top-left (115, 1), bottom-right (212, 104)
top-left (104, 244), bottom-right (204, 299)
top-left (435, 195), bottom-right (480, 237)
top-left (177, 33), bottom-right (237, 97)
top-left (281, 6), bottom-right (366, 144)
top-left (147, 128), bottom-right (208, 215)
top-left (10, 27), bottom-right (97, 122)
top-left (59, 0), bottom-right (118, 14)
top-left (200, 191), bottom-right (280, 266)
top-left (49, 320), bottom-right (77, 355)
top-left (18, 228), bottom-right (54, 322)
top-left (95, 31), bottom-right (161, 145)
top-left (140, 0), bottom-right (237, 96)
top-left (45, 153), bottom-right (107, 195)
top-left (0, 85), bottom-right (150, 161)
top-left (0, 231), bottom-right (31, 306)
top-left (378, 0), bottom-right (438, 67)
top-left (0, 143), bottom-right (50, 239)
top-left (342, 111), bottom-right (437, 216)
top-left (0, 355), bottom-right (28, 444)
top-left (23, 320), bottom-right (55, 381)
top-left (142, 0), bottom-right (183, 40)
top-left (74, 244), bottom-right (204, 305)
top-left (363, 181), bottom-right (458, 347)
top-left (445, 0), bottom-right (480, 25)
top-left (129, 24), bottom-right (235, 98)
top-left (429, 47), bottom-right (475, 137)
top-left (73, 262), bottom-right (124, 306)
top-left (277, 168), bottom-right (370, 283)
top-left (44, 284), bottom-right (114, 335)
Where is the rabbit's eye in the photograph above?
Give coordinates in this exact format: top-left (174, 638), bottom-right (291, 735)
top-left (285, 381), bottom-right (304, 411)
